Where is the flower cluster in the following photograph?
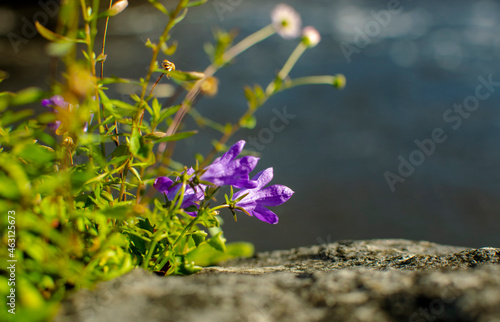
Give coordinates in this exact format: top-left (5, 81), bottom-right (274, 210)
top-left (153, 140), bottom-right (294, 224)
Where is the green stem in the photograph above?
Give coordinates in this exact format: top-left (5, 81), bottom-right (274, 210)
top-left (265, 42), bottom-right (307, 96)
top-left (162, 24), bottom-right (276, 146)
top-left (210, 204), bottom-right (229, 212)
top-left (223, 24), bottom-right (276, 63)
top-left (142, 233), bottom-right (160, 269)
top-left (148, 23), bottom-right (276, 192)
top-left (281, 75), bottom-right (338, 90)
top-left (277, 42), bottom-right (307, 80)
top-left (136, 0), bottom-right (187, 127)
top-left (125, 229), bottom-right (152, 242)
top-left (155, 214), bottom-right (200, 270)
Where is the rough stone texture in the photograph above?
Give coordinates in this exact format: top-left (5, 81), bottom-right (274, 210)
top-left (55, 239), bottom-right (500, 322)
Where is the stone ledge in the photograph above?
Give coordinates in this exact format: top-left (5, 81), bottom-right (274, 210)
top-left (54, 239), bottom-right (500, 322)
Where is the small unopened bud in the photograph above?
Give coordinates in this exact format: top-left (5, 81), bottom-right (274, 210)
top-left (62, 136), bottom-right (74, 147)
top-left (200, 77), bottom-right (219, 97)
top-left (109, 0), bottom-right (128, 16)
top-left (301, 26), bottom-right (321, 48)
top-left (332, 74), bottom-right (346, 89)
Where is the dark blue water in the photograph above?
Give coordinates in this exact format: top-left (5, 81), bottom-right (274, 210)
top-left (1, 0), bottom-right (500, 250)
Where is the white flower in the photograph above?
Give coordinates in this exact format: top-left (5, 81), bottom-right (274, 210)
top-left (302, 26), bottom-right (321, 47)
top-left (271, 4), bottom-right (302, 39)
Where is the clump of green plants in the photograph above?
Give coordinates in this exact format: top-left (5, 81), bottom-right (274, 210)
top-left (0, 1), bottom-right (344, 321)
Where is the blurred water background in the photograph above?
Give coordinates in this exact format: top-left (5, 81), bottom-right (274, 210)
top-left (1, 0), bottom-right (500, 251)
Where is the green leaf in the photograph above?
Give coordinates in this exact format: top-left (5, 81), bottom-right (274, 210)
top-left (207, 231), bottom-right (226, 252)
top-left (1, 109), bottom-right (34, 126)
top-left (111, 144), bottom-right (128, 157)
top-left (0, 92), bottom-right (14, 112)
top-left (148, 130), bottom-right (197, 143)
top-left (84, 172), bottom-right (110, 185)
top-left (71, 170), bottom-right (95, 192)
top-left (128, 166), bottom-right (142, 183)
top-left (17, 143), bottom-right (54, 166)
top-left (152, 98), bottom-right (161, 120)
top-left (35, 21), bottom-right (82, 43)
top-left (138, 217), bottom-right (155, 233)
top-left (129, 129), bottom-right (152, 161)
top-left (173, 8), bottom-right (188, 25)
top-left (166, 70), bottom-right (205, 82)
top-left (191, 231), bottom-right (207, 247)
top-left (186, 242), bottom-right (254, 267)
top-left (148, 0), bottom-right (169, 15)
top-left (0, 174), bottom-right (20, 199)
top-left (101, 205), bottom-right (130, 218)
top-left (243, 85), bottom-right (257, 110)
top-left (158, 104), bottom-right (181, 123)
top-left (99, 77), bottom-right (138, 85)
top-left (186, 0), bottom-right (207, 7)
top-left (11, 87), bottom-right (44, 106)
top-left (161, 40), bottom-right (178, 56)
top-left (239, 115), bottom-right (256, 129)
top-left (110, 99), bottom-right (138, 111)
top-left (253, 84), bottom-right (265, 101)
top-left (100, 190), bottom-right (114, 202)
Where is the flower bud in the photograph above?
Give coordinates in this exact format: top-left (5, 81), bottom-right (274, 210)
top-left (200, 77), bottom-right (219, 97)
top-left (62, 136), bottom-right (74, 147)
top-left (301, 26), bottom-right (321, 48)
top-left (332, 74), bottom-right (346, 89)
top-left (109, 0), bottom-right (128, 16)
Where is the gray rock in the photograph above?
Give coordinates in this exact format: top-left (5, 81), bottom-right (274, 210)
top-left (55, 239), bottom-right (500, 322)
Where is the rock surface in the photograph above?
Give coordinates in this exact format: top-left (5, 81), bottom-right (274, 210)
top-left (55, 239), bottom-right (500, 322)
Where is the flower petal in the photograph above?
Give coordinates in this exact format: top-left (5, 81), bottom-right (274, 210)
top-left (251, 167), bottom-right (274, 188)
top-left (252, 206), bottom-right (279, 224)
top-left (201, 155), bottom-right (259, 188)
top-left (153, 176), bottom-right (173, 193)
top-left (237, 184), bottom-right (294, 207)
top-left (271, 4), bottom-right (302, 39)
top-left (218, 140), bottom-right (245, 165)
top-left (229, 178), bottom-right (259, 189)
top-left (232, 168), bottom-right (270, 199)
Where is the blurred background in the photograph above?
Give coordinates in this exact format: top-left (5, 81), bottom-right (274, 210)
top-left (1, 0), bottom-right (500, 251)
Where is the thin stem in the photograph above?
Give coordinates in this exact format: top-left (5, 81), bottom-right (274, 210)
top-left (211, 204), bottom-right (229, 212)
top-left (148, 74), bottom-right (165, 98)
top-left (135, 167), bottom-right (146, 205)
top-left (136, 0), bottom-right (186, 127)
top-left (278, 42), bottom-right (307, 80)
top-left (100, 0), bottom-right (112, 79)
top-left (223, 24), bottom-right (276, 63)
top-left (159, 26), bottom-right (276, 165)
top-left (142, 233), bottom-right (160, 269)
top-left (266, 42), bottom-right (307, 95)
top-left (282, 75), bottom-right (338, 90)
top-left (99, 0), bottom-right (120, 146)
top-left (155, 213), bottom-right (199, 271)
top-left (172, 215), bottom-right (198, 248)
top-left (119, 159), bottom-right (130, 201)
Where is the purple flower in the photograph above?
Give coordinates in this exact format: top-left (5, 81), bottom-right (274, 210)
top-left (42, 95), bottom-right (66, 131)
top-left (233, 167), bottom-right (294, 224)
top-left (41, 95), bottom-right (92, 133)
top-left (153, 168), bottom-right (205, 213)
top-left (201, 140), bottom-right (259, 189)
